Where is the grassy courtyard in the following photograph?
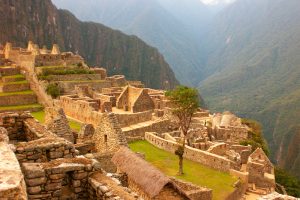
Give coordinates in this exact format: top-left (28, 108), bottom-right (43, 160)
top-left (129, 140), bottom-right (237, 200)
top-left (31, 110), bottom-right (82, 132)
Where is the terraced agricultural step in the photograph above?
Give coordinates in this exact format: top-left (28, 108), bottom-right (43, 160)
top-left (0, 81), bottom-right (30, 92)
top-left (0, 104), bottom-right (43, 112)
top-left (0, 90), bottom-right (38, 106)
top-left (1, 74), bottom-right (26, 83)
top-left (0, 67), bottom-right (20, 76)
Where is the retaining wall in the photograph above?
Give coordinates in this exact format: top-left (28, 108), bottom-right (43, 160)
top-left (145, 132), bottom-right (234, 172)
top-left (115, 110), bottom-right (153, 127)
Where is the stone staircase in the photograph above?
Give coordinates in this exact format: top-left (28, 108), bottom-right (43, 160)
top-left (0, 66), bottom-right (43, 112)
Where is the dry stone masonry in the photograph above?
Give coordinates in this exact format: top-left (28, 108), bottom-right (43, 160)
top-left (0, 42), bottom-right (286, 199)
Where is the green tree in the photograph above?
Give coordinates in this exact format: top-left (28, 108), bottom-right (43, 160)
top-left (240, 118), bottom-right (270, 156)
top-left (165, 86), bottom-right (199, 175)
top-left (46, 83), bottom-right (60, 99)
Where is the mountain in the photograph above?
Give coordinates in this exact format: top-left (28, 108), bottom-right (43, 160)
top-left (0, 0), bottom-right (178, 89)
top-left (198, 0), bottom-right (300, 178)
top-left (52, 0), bottom-right (212, 86)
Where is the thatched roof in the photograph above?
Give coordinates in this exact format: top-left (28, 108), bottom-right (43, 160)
top-left (111, 147), bottom-right (171, 198)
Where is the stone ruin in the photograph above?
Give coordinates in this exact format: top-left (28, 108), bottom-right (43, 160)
top-left (0, 42), bottom-right (283, 199)
top-left (0, 112), bottom-right (148, 200)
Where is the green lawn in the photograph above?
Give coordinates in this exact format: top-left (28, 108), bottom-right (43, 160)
top-left (0, 104), bottom-right (43, 111)
top-left (129, 140), bottom-right (237, 200)
top-left (2, 74), bottom-right (25, 79)
top-left (0, 90), bottom-right (34, 96)
top-left (0, 80), bottom-right (28, 85)
top-left (31, 110), bottom-right (82, 132)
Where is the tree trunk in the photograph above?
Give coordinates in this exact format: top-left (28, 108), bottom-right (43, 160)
top-left (177, 135), bottom-right (186, 175)
top-left (178, 156), bottom-right (183, 175)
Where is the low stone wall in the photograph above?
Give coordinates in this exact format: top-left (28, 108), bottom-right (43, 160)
top-left (0, 82), bottom-right (30, 92)
top-left (88, 173), bottom-right (137, 200)
top-left (21, 157), bottom-right (100, 200)
top-left (21, 63), bottom-right (54, 107)
top-left (93, 152), bottom-right (117, 173)
top-left (44, 74), bottom-right (103, 81)
top-left (0, 93), bottom-right (37, 106)
top-left (145, 132), bottom-right (234, 172)
top-left (0, 66), bottom-right (20, 76)
top-left (15, 137), bottom-right (76, 163)
top-left (171, 178), bottom-right (212, 200)
top-left (123, 119), bottom-right (171, 140)
top-left (225, 180), bottom-right (247, 200)
top-left (58, 80), bottom-right (112, 94)
top-left (116, 110), bottom-right (153, 127)
top-left (0, 112), bottom-right (32, 141)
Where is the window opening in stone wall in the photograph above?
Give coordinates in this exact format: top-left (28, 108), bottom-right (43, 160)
top-left (104, 134), bottom-right (108, 143)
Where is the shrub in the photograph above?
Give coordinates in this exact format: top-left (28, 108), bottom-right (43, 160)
top-left (46, 83), bottom-right (60, 98)
top-left (240, 118), bottom-right (270, 155)
top-left (275, 167), bottom-right (300, 197)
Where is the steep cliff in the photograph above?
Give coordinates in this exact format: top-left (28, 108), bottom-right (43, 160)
top-left (0, 0), bottom-right (178, 89)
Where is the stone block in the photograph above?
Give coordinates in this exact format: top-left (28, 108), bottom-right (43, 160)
top-left (27, 186), bottom-right (41, 194)
top-left (45, 182), bottom-right (61, 191)
top-left (73, 180), bottom-right (81, 187)
top-left (49, 151), bottom-right (64, 159)
top-left (49, 173), bottom-right (65, 180)
top-left (26, 177), bottom-right (46, 187)
top-left (72, 172), bottom-right (88, 180)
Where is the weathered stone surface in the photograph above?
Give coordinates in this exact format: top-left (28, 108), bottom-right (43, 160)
top-left (73, 172), bottom-right (88, 180)
top-left (27, 186), bottom-right (41, 194)
top-left (45, 182), bottom-right (61, 191)
top-left (26, 177), bottom-right (46, 187)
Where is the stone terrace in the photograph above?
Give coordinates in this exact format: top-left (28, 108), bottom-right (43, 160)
top-left (0, 65), bottom-right (42, 112)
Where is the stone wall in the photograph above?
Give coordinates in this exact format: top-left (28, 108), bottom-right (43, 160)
top-left (115, 110), bottom-right (153, 127)
top-left (0, 82), bottom-right (30, 92)
top-left (58, 80), bottom-right (112, 94)
top-left (145, 132), bottom-right (235, 172)
top-left (0, 128), bottom-right (27, 200)
top-left (0, 112), bottom-right (33, 141)
top-left (45, 74), bottom-right (103, 81)
top-left (123, 119), bottom-right (171, 140)
top-left (21, 157), bottom-right (100, 200)
top-left (225, 180), bottom-right (247, 200)
top-left (88, 172), bottom-right (136, 200)
top-left (21, 65), bottom-right (54, 107)
top-left (171, 178), bottom-right (212, 200)
top-left (0, 93), bottom-right (37, 106)
top-left (93, 113), bottom-right (128, 154)
top-left (15, 137), bottom-right (75, 163)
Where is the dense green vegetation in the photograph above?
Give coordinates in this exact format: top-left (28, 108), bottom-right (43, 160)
top-left (41, 68), bottom-right (94, 76)
top-left (129, 140), bottom-right (237, 200)
top-left (46, 83), bottom-right (60, 98)
top-left (275, 168), bottom-right (300, 197)
top-left (240, 119), bottom-right (269, 156)
top-left (198, 0), bottom-right (300, 179)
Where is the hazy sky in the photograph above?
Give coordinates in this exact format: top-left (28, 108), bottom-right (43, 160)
top-left (201, 0), bottom-right (236, 5)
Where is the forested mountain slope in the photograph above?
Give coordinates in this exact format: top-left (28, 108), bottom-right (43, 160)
top-left (0, 0), bottom-right (178, 89)
top-left (53, 0), bottom-right (212, 86)
top-left (198, 0), bottom-right (300, 178)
